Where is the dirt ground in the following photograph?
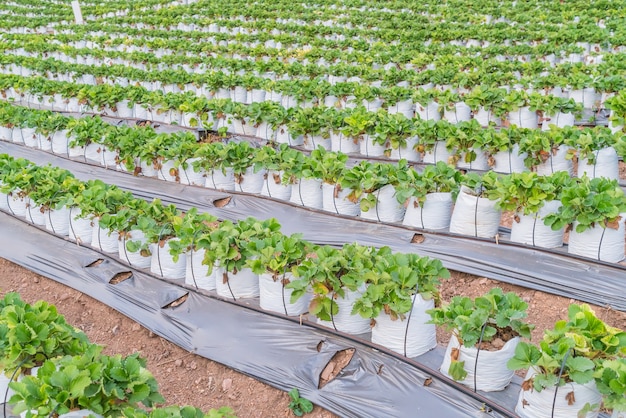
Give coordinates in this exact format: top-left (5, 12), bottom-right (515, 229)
top-left (1, 256), bottom-right (625, 417)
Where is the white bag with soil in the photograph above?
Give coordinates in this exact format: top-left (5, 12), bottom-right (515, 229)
top-left (515, 369), bottom-right (602, 418)
top-left (290, 178), bottom-right (323, 209)
top-left (402, 193), bottom-right (453, 230)
top-left (371, 294), bottom-right (436, 358)
top-left (449, 186), bottom-right (501, 238)
top-left (261, 170), bottom-right (292, 201)
top-left (440, 334), bottom-right (519, 392)
top-left (91, 223), bottom-right (120, 254)
top-left (359, 185), bottom-right (405, 223)
top-left (185, 249), bottom-right (217, 291)
top-left (150, 240), bottom-right (186, 280)
top-left (510, 200), bottom-right (564, 248)
top-left (215, 267), bottom-right (259, 299)
top-left (259, 272), bottom-right (311, 316)
top-left (492, 145), bottom-right (528, 174)
top-left (205, 168), bottom-right (235, 191)
top-left (68, 207), bottom-right (93, 245)
top-left (317, 287), bottom-right (371, 335)
top-left (235, 167), bottom-right (265, 194)
top-left (578, 147), bottom-right (619, 180)
top-left (534, 146), bottom-right (574, 176)
top-left (118, 230), bottom-right (151, 269)
top-left (44, 207), bottom-right (70, 236)
top-left (322, 183), bottom-right (360, 217)
top-left (568, 220), bottom-right (625, 263)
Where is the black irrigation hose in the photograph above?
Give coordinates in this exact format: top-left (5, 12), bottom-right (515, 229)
top-left (474, 321), bottom-right (489, 393)
top-left (551, 348), bottom-right (572, 418)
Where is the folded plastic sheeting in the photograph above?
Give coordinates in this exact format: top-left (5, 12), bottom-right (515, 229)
top-left (0, 213), bottom-right (514, 417)
top-left (2, 142), bottom-right (625, 312)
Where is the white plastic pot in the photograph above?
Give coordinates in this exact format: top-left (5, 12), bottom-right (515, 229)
top-left (6, 192), bottom-right (27, 217)
top-left (330, 131), bottom-right (360, 154)
top-left (51, 130), bottom-right (69, 154)
top-left (44, 207), bottom-right (70, 236)
top-left (443, 102), bottom-right (472, 124)
top-left (359, 134), bottom-right (386, 157)
top-left (261, 170), bottom-right (291, 201)
top-left (91, 225), bottom-right (119, 254)
top-left (388, 136), bottom-right (420, 162)
top-left (473, 107), bottom-right (501, 127)
top-left (68, 207), bottom-right (93, 245)
top-left (302, 134), bottom-right (331, 151)
top-left (234, 167), bottom-right (265, 194)
top-left (541, 112), bottom-right (576, 130)
top-left (179, 158), bottom-right (205, 186)
top-left (421, 141), bottom-right (451, 165)
top-left (25, 202), bottom-right (45, 226)
top-left (534, 146), bottom-right (574, 176)
top-left (492, 145), bottom-right (528, 174)
top-left (578, 147), bottom-right (619, 180)
top-left (415, 102), bottom-right (440, 121)
top-left (456, 147), bottom-right (490, 171)
top-left (157, 160), bottom-right (179, 182)
top-left (118, 230), bottom-right (151, 269)
top-left (508, 107), bottom-right (538, 128)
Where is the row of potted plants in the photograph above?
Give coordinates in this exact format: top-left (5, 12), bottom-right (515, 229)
top-left (0, 292), bottom-right (236, 417)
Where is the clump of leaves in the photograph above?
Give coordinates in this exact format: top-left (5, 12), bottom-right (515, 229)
top-left (288, 388), bottom-right (313, 417)
top-left (428, 288), bottom-right (534, 381)
top-left (508, 304), bottom-right (626, 393)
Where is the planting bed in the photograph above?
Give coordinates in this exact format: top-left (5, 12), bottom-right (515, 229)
top-left (2, 0), bottom-right (626, 417)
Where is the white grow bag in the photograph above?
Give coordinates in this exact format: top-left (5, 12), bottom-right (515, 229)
top-left (330, 131), bottom-right (359, 154)
top-left (402, 192), bottom-right (453, 230)
top-left (388, 136), bottom-right (420, 162)
top-left (322, 183), bottom-right (360, 216)
top-left (492, 145), bottom-right (528, 174)
top-left (261, 170), bottom-right (292, 201)
top-left (259, 272), bottom-right (311, 316)
top-left (440, 334), bottom-right (519, 392)
top-left (510, 201), bottom-right (564, 248)
top-left (534, 146), bottom-right (574, 176)
top-left (68, 207), bottom-right (93, 245)
top-left (6, 192), bottom-right (27, 218)
top-left (215, 267), bottom-right (259, 300)
top-left (44, 207), bottom-right (70, 236)
top-left (185, 249), bottom-right (217, 291)
top-left (360, 185), bottom-right (405, 223)
top-left (51, 130), bottom-right (70, 155)
top-left (508, 107), bottom-right (538, 128)
top-left (118, 230), bottom-right (151, 269)
top-left (360, 134), bottom-right (387, 157)
top-left (290, 178), bottom-right (323, 209)
top-left (205, 168), bottom-right (235, 191)
top-left (515, 369), bottom-right (602, 418)
top-left (568, 220), bottom-right (625, 262)
top-left (415, 102), bottom-right (440, 121)
top-left (150, 240), bottom-right (186, 280)
top-left (421, 141), bottom-right (451, 165)
top-left (91, 224), bottom-right (119, 254)
top-left (179, 158), bottom-right (205, 186)
top-left (302, 134), bottom-right (331, 151)
top-left (317, 287), bottom-right (371, 335)
top-left (371, 294), bottom-right (436, 358)
top-left (25, 202), bottom-right (45, 226)
top-left (235, 167), bottom-right (266, 194)
top-left (456, 147), bottom-right (490, 171)
top-left (443, 102), bottom-right (472, 124)
top-left (578, 147), bottom-right (619, 180)
top-left (449, 186), bottom-right (501, 238)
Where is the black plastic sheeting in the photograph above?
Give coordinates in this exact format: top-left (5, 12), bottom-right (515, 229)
top-left (0, 212), bottom-right (515, 418)
top-left (2, 141), bottom-right (625, 312)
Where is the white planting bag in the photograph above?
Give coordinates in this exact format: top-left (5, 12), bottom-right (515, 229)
top-left (25, 202), bottom-right (45, 226)
top-left (179, 158), bottom-right (205, 186)
top-left (44, 207), bottom-right (70, 236)
top-left (303, 134), bottom-right (331, 151)
top-left (371, 294), bottom-right (436, 358)
top-left (322, 183), bottom-right (360, 216)
top-left (443, 102), bottom-right (472, 124)
top-left (578, 147), bottom-right (619, 180)
top-left (330, 132), bottom-right (359, 154)
top-left (259, 273), bottom-right (311, 316)
top-left (492, 145), bottom-right (528, 174)
top-left (235, 167), bottom-right (265, 194)
top-left (415, 102), bottom-right (440, 121)
top-left (51, 130), bottom-right (69, 155)
top-left (516, 369), bottom-right (602, 418)
top-left (91, 224), bottom-right (119, 254)
top-left (456, 147), bottom-right (490, 171)
top-left (157, 160), bottom-right (178, 182)
top-left (388, 136), bottom-right (420, 162)
top-left (185, 249), bottom-right (217, 291)
top-left (402, 193), bottom-right (453, 230)
top-left (150, 240), bottom-right (186, 280)
top-left (360, 134), bottom-right (386, 157)
top-left (7, 192), bottom-right (27, 217)
top-left (290, 178), bottom-right (323, 209)
top-left (510, 200), bottom-right (564, 248)
top-left (118, 230), bottom-right (150, 269)
top-left (534, 146), bottom-right (574, 176)
top-left (261, 170), bottom-right (292, 201)
top-left (360, 185), bottom-right (405, 223)
top-left (68, 207), bottom-right (93, 245)
top-left (508, 107), bottom-right (538, 128)
top-left (449, 186), bottom-right (501, 238)
top-left (215, 267), bottom-right (259, 299)
top-left (421, 141), bottom-right (451, 165)
top-left (205, 168), bottom-right (235, 191)
top-left (440, 334), bottom-right (519, 392)
top-left (317, 287), bottom-right (371, 335)
top-left (568, 220), bottom-right (625, 262)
